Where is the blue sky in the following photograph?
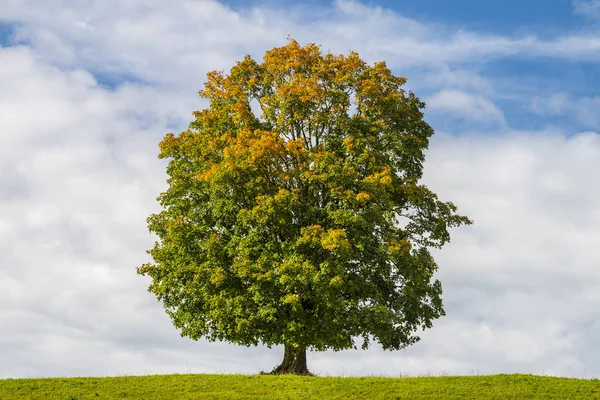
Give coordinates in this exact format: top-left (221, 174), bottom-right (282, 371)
top-left (1, 0), bottom-right (600, 379)
top-left (379, 0), bottom-right (579, 31)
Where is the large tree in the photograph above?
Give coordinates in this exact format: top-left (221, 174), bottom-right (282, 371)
top-left (138, 39), bottom-right (472, 375)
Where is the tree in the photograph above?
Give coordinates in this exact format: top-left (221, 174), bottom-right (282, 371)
top-left (137, 39), bottom-right (472, 375)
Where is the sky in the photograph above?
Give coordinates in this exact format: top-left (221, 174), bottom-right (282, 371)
top-left (1, 0), bottom-right (599, 379)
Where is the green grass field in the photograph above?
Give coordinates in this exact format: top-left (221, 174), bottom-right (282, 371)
top-left (1, 373), bottom-right (599, 399)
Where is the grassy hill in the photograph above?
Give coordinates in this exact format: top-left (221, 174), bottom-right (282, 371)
top-left (0, 373), bottom-right (599, 399)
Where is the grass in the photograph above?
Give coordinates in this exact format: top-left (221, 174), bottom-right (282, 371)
top-left (0, 373), bottom-right (599, 399)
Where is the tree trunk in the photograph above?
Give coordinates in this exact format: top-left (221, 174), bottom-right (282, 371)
top-left (271, 344), bottom-right (310, 375)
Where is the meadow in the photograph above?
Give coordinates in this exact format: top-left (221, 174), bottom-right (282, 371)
top-left (1, 373), bottom-right (599, 399)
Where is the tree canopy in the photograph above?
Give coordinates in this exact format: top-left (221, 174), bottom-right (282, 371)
top-left (137, 39), bottom-right (472, 374)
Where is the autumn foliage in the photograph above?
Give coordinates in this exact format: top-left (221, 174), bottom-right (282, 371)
top-left (137, 39), bottom-right (472, 374)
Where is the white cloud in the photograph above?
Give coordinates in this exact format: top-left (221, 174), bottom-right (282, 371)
top-left (2, 0), bottom-right (285, 87)
top-left (1, 0), bottom-right (600, 380)
top-left (419, 130), bottom-right (600, 377)
top-left (0, 45), bottom-right (207, 377)
top-left (426, 89), bottom-right (505, 125)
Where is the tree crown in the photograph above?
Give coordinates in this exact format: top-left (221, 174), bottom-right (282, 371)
top-left (138, 39), bottom-right (472, 353)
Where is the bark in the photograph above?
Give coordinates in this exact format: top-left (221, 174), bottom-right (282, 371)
top-left (271, 344), bottom-right (311, 375)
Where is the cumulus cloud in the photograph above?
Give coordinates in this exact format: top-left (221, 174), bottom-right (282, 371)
top-left (420, 130), bottom-right (600, 377)
top-left (1, 0), bottom-right (600, 380)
